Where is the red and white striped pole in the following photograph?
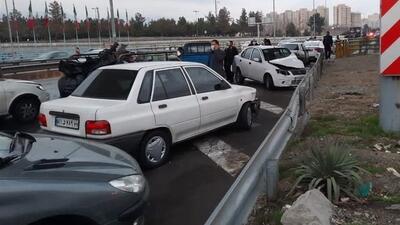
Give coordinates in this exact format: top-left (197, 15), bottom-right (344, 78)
top-left (380, 0), bottom-right (400, 132)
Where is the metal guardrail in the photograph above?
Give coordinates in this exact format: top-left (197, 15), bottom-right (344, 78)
top-left (204, 55), bottom-right (323, 225)
top-left (336, 37), bottom-right (380, 58)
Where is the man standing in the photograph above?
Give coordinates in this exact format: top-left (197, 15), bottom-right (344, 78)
top-left (323, 31), bottom-right (334, 60)
top-left (224, 41), bottom-right (239, 83)
top-left (209, 40), bottom-right (226, 77)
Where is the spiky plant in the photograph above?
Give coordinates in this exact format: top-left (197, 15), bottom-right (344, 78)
top-left (288, 142), bottom-right (367, 203)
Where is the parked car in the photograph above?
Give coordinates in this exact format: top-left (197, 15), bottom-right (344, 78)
top-left (303, 40), bottom-right (325, 62)
top-left (0, 78), bottom-right (49, 122)
top-left (278, 42), bottom-right (310, 66)
top-left (40, 61), bottom-right (260, 168)
top-left (34, 51), bottom-right (70, 61)
top-left (177, 41), bottom-right (211, 65)
top-left (234, 46), bottom-right (306, 90)
top-left (0, 131), bottom-right (148, 225)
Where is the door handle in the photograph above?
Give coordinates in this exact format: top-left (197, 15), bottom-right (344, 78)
top-left (202, 96), bottom-right (209, 101)
top-left (249, 62), bottom-right (252, 65)
top-left (158, 104), bottom-right (167, 109)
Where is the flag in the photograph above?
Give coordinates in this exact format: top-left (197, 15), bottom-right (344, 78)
top-left (85, 5), bottom-right (90, 29)
top-left (73, 4), bottom-right (79, 29)
top-left (125, 10), bottom-right (130, 29)
top-left (27, 0), bottom-right (36, 29)
top-left (43, 2), bottom-right (49, 28)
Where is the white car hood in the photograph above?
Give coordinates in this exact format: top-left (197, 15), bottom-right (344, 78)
top-left (269, 56), bottom-right (305, 69)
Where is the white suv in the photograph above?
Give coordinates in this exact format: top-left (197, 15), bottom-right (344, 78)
top-left (0, 78), bottom-right (50, 123)
top-left (234, 46), bottom-right (306, 89)
top-left (40, 61), bottom-right (259, 168)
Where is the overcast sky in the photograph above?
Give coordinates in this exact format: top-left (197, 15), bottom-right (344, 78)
top-left (1, 0), bottom-right (379, 24)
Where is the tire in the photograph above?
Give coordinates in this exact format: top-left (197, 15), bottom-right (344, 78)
top-left (139, 130), bottom-right (171, 169)
top-left (264, 74), bottom-right (275, 90)
top-left (236, 102), bottom-right (253, 130)
top-left (11, 97), bottom-right (40, 123)
top-left (234, 68), bottom-right (245, 85)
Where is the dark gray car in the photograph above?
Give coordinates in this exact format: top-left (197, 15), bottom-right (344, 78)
top-left (0, 132), bottom-right (148, 225)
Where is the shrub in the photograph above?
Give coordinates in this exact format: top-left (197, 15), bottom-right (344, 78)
top-left (288, 142), bottom-right (367, 203)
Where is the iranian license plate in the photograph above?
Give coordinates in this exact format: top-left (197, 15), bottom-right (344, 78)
top-left (55, 117), bottom-right (79, 130)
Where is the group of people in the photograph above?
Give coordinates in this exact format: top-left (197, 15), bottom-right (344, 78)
top-left (208, 40), bottom-right (239, 83)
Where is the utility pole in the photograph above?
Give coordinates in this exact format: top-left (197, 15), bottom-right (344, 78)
top-left (193, 10), bottom-right (199, 36)
top-left (109, 0), bottom-right (116, 42)
top-left (214, 0), bottom-right (218, 16)
top-left (93, 7), bottom-right (102, 46)
top-left (4, 0), bottom-right (13, 46)
top-left (313, 0), bottom-right (316, 37)
top-left (273, 0), bottom-right (276, 37)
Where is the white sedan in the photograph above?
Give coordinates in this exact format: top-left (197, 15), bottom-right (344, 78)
top-left (0, 78), bottom-right (50, 122)
top-left (40, 61), bottom-right (259, 168)
top-left (234, 46), bottom-right (306, 89)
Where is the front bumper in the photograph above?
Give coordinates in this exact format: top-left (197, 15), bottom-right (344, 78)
top-left (274, 76), bottom-right (305, 87)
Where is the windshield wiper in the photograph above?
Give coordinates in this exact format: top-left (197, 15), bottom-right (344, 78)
top-left (0, 155), bottom-right (19, 167)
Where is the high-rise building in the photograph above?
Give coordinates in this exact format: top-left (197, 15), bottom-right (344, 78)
top-left (367, 13), bottom-right (380, 28)
top-left (333, 4), bottom-right (352, 27)
top-left (298, 8), bottom-right (311, 32)
top-left (351, 12), bottom-right (362, 27)
top-left (316, 6), bottom-right (329, 26)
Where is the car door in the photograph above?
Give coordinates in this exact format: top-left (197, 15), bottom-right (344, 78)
top-left (248, 49), bottom-right (265, 82)
top-left (150, 67), bottom-right (201, 142)
top-left (238, 48), bottom-right (254, 78)
top-left (184, 66), bottom-right (239, 133)
top-left (0, 80), bottom-right (6, 115)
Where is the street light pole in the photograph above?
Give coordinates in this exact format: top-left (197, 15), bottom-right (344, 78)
top-left (214, 0), bottom-right (218, 16)
top-left (109, 0), bottom-right (116, 42)
top-left (313, 0), bottom-right (316, 37)
top-left (93, 7), bottom-right (102, 46)
top-left (193, 10), bottom-right (199, 36)
top-left (273, 0), bottom-right (276, 37)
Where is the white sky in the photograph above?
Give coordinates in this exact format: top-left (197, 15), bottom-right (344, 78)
top-left (0, 0), bottom-right (379, 23)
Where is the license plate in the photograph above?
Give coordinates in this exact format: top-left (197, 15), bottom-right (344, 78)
top-left (55, 117), bottom-right (79, 130)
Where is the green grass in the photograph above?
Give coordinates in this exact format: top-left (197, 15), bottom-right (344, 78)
top-left (370, 194), bottom-right (400, 204)
top-left (308, 114), bottom-right (397, 140)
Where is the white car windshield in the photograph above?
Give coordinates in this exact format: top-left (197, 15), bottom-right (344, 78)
top-left (263, 48), bottom-right (291, 61)
top-left (72, 69), bottom-right (138, 100)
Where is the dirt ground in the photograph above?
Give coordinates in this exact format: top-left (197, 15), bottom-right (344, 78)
top-left (248, 55), bottom-right (400, 225)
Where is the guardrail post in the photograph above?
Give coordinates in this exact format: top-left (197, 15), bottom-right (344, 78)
top-left (266, 159), bottom-right (279, 201)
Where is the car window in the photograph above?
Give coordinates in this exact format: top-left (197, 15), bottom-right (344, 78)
top-left (243, 48), bottom-right (253, 59)
top-left (189, 45), bottom-right (198, 53)
top-left (185, 67), bottom-right (229, 94)
top-left (283, 44), bottom-right (299, 51)
top-left (152, 68), bottom-right (191, 101)
top-left (251, 49), bottom-right (262, 61)
top-left (72, 69), bottom-right (137, 100)
top-left (263, 48), bottom-right (291, 61)
top-left (137, 70), bottom-right (154, 104)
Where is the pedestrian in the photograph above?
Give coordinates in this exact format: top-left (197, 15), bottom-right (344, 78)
top-left (75, 47), bottom-right (80, 56)
top-left (248, 39), bottom-right (259, 46)
top-left (208, 40), bottom-right (226, 77)
top-left (323, 31), bottom-right (334, 60)
top-left (224, 41), bottom-right (239, 83)
top-left (263, 38), bottom-right (272, 46)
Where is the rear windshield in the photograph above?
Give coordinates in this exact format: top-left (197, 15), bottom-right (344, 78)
top-left (282, 44), bottom-right (299, 50)
top-left (263, 48), bottom-right (291, 61)
top-left (72, 69), bottom-right (138, 100)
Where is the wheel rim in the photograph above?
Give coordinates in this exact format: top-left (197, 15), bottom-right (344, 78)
top-left (145, 136), bottom-right (166, 163)
top-left (17, 103), bottom-right (37, 120)
top-left (246, 107), bottom-right (253, 126)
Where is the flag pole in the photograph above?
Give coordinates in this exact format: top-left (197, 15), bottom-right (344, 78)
top-left (12, 0), bottom-right (20, 48)
top-left (107, 7), bottom-right (111, 43)
top-left (4, 0), bottom-right (14, 46)
top-left (126, 9), bottom-right (130, 45)
top-left (61, 3), bottom-right (66, 47)
top-left (86, 6), bottom-right (91, 48)
top-left (73, 4), bottom-right (79, 45)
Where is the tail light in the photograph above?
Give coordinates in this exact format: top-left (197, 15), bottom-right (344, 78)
top-left (38, 113), bottom-right (47, 127)
top-left (85, 120), bottom-right (111, 135)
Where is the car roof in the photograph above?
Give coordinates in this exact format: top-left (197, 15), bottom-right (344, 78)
top-left (247, 46), bottom-right (287, 50)
top-left (100, 61), bottom-right (205, 71)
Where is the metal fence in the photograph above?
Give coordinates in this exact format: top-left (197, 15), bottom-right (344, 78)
top-left (336, 37), bottom-right (380, 58)
top-left (204, 55), bottom-right (324, 225)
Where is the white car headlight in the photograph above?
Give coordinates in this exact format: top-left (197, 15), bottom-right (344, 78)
top-left (109, 175), bottom-right (146, 193)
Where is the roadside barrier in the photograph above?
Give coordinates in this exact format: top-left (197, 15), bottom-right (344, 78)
top-left (204, 55), bottom-right (324, 225)
top-left (336, 37), bottom-right (379, 58)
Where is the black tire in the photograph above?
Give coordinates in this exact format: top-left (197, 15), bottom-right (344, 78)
top-left (236, 102), bottom-right (253, 130)
top-left (11, 97), bottom-right (40, 123)
top-left (139, 130), bottom-right (171, 169)
top-left (234, 68), bottom-right (245, 84)
top-left (264, 74), bottom-right (275, 90)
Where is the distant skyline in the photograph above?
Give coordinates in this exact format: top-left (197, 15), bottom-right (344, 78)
top-left (0, 0), bottom-right (379, 23)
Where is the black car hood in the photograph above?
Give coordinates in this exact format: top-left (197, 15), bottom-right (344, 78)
top-left (5, 135), bottom-right (142, 181)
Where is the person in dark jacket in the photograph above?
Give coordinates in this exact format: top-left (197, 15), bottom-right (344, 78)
top-left (323, 31), bottom-right (334, 60)
top-left (263, 38), bottom-right (272, 46)
top-left (208, 40), bottom-right (226, 77)
top-left (224, 41), bottom-right (239, 83)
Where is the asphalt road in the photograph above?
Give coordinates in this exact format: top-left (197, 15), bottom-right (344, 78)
top-left (0, 78), bottom-right (293, 225)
